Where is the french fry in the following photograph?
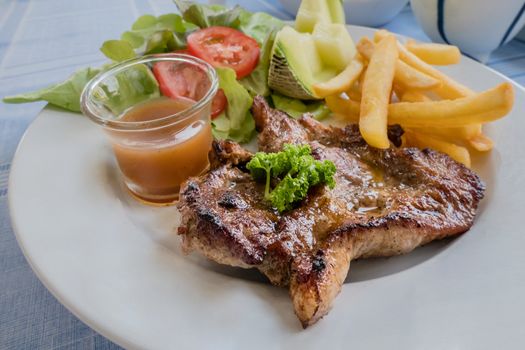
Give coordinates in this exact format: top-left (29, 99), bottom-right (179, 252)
top-left (388, 83), bottom-right (514, 128)
top-left (357, 37), bottom-right (440, 91)
top-left (401, 90), bottom-right (487, 145)
top-left (401, 89), bottom-right (483, 144)
top-left (374, 30), bottom-right (473, 99)
top-left (394, 61), bottom-right (441, 91)
top-left (346, 83), bottom-right (362, 101)
top-left (392, 83), bottom-right (406, 101)
top-left (313, 56), bottom-right (364, 98)
top-left (325, 98), bottom-right (491, 152)
top-left (404, 130), bottom-right (471, 167)
top-left (325, 94), bottom-right (360, 122)
top-left (468, 133), bottom-right (494, 152)
top-left (326, 83), bottom-right (513, 130)
top-left (405, 39), bottom-right (461, 65)
top-left (357, 65), bottom-right (366, 95)
top-left (400, 90), bottom-right (432, 102)
top-left (327, 94), bottom-right (488, 143)
top-left (375, 31), bottom-right (488, 150)
top-left (460, 126), bottom-right (482, 140)
top-left (325, 30), bottom-right (510, 157)
top-left (411, 126), bottom-right (476, 142)
top-left (360, 36), bottom-right (398, 149)
top-left (347, 69), bottom-right (365, 101)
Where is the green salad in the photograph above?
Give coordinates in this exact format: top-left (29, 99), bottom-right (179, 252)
top-left (3, 0), bottom-right (355, 143)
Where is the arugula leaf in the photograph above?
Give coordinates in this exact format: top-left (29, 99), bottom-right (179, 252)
top-left (2, 67), bottom-right (102, 112)
top-left (246, 144), bottom-right (336, 212)
top-left (271, 94), bottom-right (331, 120)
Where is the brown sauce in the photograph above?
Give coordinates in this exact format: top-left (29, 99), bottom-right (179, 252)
top-left (110, 97), bottom-right (212, 203)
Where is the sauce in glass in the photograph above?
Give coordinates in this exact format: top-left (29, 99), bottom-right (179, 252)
top-left (110, 97), bottom-right (212, 204)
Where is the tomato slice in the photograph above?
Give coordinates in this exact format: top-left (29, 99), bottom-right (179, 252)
top-left (187, 26), bottom-right (260, 79)
top-left (152, 61), bottom-right (227, 118)
top-left (152, 61), bottom-right (210, 101)
top-left (211, 89), bottom-right (227, 119)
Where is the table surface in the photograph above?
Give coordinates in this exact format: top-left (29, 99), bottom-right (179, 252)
top-left (1, 1), bottom-right (524, 349)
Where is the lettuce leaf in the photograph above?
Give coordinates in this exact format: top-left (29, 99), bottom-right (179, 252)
top-left (95, 64), bottom-right (160, 115)
top-left (100, 40), bottom-right (136, 62)
top-left (105, 14), bottom-right (197, 58)
top-left (3, 0), bottom-right (291, 146)
top-left (239, 31), bottom-right (275, 97)
top-left (2, 67), bottom-right (102, 112)
top-left (271, 94), bottom-right (330, 120)
top-left (217, 68), bottom-right (252, 130)
top-left (212, 67), bottom-right (255, 142)
top-left (173, 1), bottom-right (284, 98)
top-left (238, 11), bottom-right (284, 45)
top-left (238, 11), bottom-right (283, 97)
top-left (174, 0), bottom-right (243, 28)
top-left (174, 0), bottom-right (284, 41)
top-left (3, 12), bottom-right (191, 112)
top-left (3, 63), bottom-right (160, 114)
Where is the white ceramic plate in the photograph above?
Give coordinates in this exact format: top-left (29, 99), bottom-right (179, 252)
top-left (9, 26), bottom-right (525, 349)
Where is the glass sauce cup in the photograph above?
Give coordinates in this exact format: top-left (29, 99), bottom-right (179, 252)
top-left (81, 54), bottom-right (218, 205)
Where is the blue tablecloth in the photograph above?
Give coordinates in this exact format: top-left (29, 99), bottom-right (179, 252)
top-left (1, 1), bottom-right (524, 348)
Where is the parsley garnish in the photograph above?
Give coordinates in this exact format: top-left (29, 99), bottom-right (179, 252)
top-left (246, 144), bottom-right (336, 213)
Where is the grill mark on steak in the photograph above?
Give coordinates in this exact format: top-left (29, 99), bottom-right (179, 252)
top-left (218, 192), bottom-right (248, 209)
top-left (177, 96), bottom-right (485, 328)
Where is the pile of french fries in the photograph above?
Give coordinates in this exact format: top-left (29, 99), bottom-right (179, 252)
top-left (313, 29), bottom-right (515, 167)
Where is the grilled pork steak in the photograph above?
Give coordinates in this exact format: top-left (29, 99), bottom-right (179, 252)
top-left (177, 96), bottom-right (484, 327)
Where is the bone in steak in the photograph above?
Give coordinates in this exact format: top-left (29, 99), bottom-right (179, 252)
top-left (177, 96), bottom-right (485, 327)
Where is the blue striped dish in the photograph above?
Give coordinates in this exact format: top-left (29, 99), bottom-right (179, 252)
top-left (410, 0), bottom-right (525, 62)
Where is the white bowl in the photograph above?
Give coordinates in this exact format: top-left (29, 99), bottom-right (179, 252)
top-left (279, 0), bottom-right (410, 27)
top-left (411, 0), bottom-right (525, 62)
